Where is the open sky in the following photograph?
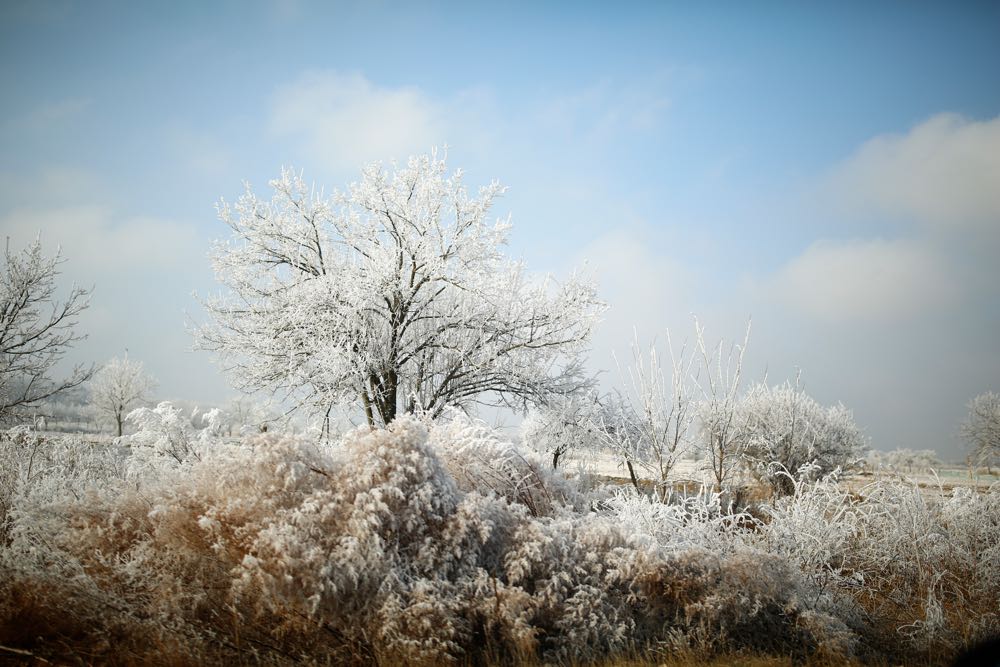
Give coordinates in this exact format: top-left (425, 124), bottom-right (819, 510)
top-left (2, 1), bottom-right (998, 459)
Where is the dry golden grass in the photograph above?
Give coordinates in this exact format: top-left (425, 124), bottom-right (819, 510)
top-left (3, 425), bottom-right (992, 667)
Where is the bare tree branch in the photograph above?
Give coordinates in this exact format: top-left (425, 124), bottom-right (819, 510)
top-left (0, 237), bottom-right (93, 422)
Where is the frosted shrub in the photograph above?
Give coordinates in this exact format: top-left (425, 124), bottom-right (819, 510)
top-left (607, 485), bottom-right (757, 555)
top-left (745, 471), bottom-right (998, 659)
top-left (430, 412), bottom-right (586, 516)
top-left (608, 483), bottom-right (861, 658)
top-left (0, 426), bottom-right (126, 540)
top-left (739, 381), bottom-right (865, 496)
top-left (753, 471), bottom-right (868, 635)
top-left (842, 481), bottom-right (1000, 656)
top-left (0, 415), bottom-right (863, 665)
top-left (520, 390), bottom-right (605, 470)
top-left (962, 391), bottom-right (1000, 471)
top-left (123, 401), bottom-right (218, 477)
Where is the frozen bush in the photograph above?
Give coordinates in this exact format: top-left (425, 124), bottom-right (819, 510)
top-left (123, 401), bottom-right (220, 479)
top-left (739, 381), bottom-right (865, 496)
top-left (606, 482), bottom-right (865, 657)
top-left (844, 480), bottom-right (1000, 657)
top-left (609, 461), bottom-right (1000, 663)
top-left (430, 412), bottom-right (586, 516)
top-left (0, 415), bottom-right (865, 665)
top-left (962, 391), bottom-right (1000, 472)
top-left (607, 485), bottom-right (757, 555)
top-left (520, 390), bottom-right (606, 470)
top-left (0, 427), bottom-right (126, 540)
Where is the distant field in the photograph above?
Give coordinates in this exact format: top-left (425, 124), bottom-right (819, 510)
top-left (37, 429), bottom-right (1000, 497)
top-left (578, 450), bottom-right (998, 498)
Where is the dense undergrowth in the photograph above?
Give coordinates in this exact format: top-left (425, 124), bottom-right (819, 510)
top-left (1, 416), bottom-right (997, 665)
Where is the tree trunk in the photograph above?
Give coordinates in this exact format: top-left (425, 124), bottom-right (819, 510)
top-left (713, 434), bottom-right (725, 493)
top-left (115, 412), bottom-right (123, 437)
top-left (384, 369), bottom-right (398, 424)
top-left (625, 458), bottom-right (641, 494)
top-left (361, 390), bottom-right (375, 428)
top-left (370, 370), bottom-right (398, 427)
top-left (552, 449), bottom-right (561, 469)
top-left (322, 403), bottom-right (333, 439)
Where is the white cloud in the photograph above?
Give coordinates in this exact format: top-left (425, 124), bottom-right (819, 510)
top-left (166, 127), bottom-right (233, 177)
top-left (270, 71), bottom-right (447, 174)
top-left (0, 205), bottom-right (202, 278)
top-left (765, 238), bottom-right (956, 323)
top-left (267, 70), bottom-right (678, 183)
top-left (33, 97), bottom-right (92, 124)
top-left (2, 97), bottom-right (92, 133)
top-left (571, 229), bottom-right (699, 381)
top-left (0, 166), bottom-right (103, 207)
top-left (828, 113), bottom-right (1000, 238)
top-left (535, 78), bottom-right (671, 140)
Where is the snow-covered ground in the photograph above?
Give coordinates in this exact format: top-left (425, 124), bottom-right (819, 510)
top-left (575, 448), bottom-right (999, 496)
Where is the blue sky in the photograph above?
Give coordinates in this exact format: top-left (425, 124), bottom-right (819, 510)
top-left (2, 1), bottom-right (998, 459)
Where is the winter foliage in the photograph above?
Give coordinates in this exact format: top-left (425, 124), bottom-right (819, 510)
top-left (4, 153), bottom-right (997, 666)
top-left (963, 391), bottom-right (1000, 471)
top-left (1, 415), bottom-right (997, 665)
top-left (739, 379), bottom-right (865, 495)
top-left (89, 355), bottom-right (157, 436)
top-left (521, 389), bottom-right (607, 470)
top-left (0, 238), bottom-right (92, 422)
top-left (198, 153), bottom-right (603, 428)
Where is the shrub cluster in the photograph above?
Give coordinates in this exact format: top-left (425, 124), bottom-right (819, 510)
top-left (1, 417), bottom-right (997, 665)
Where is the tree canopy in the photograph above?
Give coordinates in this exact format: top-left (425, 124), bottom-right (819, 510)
top-left (90, 355), bottom-right (157, 436)
top-left (200, 153), bottom-right (603, 428)
top-left (0, 238), bottom-right (91, 422)
top-left (963, 391), bottom-right (1000, 472)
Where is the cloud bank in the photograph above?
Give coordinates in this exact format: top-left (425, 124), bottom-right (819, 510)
top-left (828, 113), bottom-right (1000, 240)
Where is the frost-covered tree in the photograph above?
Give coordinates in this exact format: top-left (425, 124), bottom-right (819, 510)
top-left (521, 390), bottom-right (606, 469)
top-left (962, 392), bottom-right (1000, 473)
top-left (199, 152), bottom-right (603, 427)
top-left (221, 396), bottom-right (275, 436)
top-left (597, 330), bottom-right (698, 499)
top-left (740, 379), bottom-right (865, 495)
top-left (90, 355), bottom-right (157, 436)
top-left (622, 330), bottom-right (698, 496)
top-left (871, 447), bottom-right (941, 474)
top-left (695, 320), bottom-right (752, 492)
top-left (0, 238), bottom-right (92, 423)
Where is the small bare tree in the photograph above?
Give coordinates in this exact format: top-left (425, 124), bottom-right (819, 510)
top-left (739, 377), bottom-right (865, 496)
top-left (695, 319), bottom-right (752, 493)
top-left (598, 330), bottom-right (698, 499)
top-left (90, 355), bottom-right (157, 436)
top-left (222, 396), bottom-right (278, 436)
top-left (0, 237), bottom-right (92, 423)
top-left (521, 390), bottom-right (605, 470)
top-left (962, 391), bottom-right (1000, 474)
top-left (591, 392), bottom-right (646, 493)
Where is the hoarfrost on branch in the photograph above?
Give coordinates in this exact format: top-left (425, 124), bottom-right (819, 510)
top-left (198, 152), bottom-right (604, 427)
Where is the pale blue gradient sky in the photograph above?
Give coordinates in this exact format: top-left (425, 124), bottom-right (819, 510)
top-left (2, 1), bottom-right (998, 458)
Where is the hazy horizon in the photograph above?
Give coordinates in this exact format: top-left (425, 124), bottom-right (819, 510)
top-left (2, 1), bottom-right (998, 460)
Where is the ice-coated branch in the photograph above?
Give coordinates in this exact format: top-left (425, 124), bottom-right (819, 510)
top-left (197, 152), bottom-right (604, 427)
